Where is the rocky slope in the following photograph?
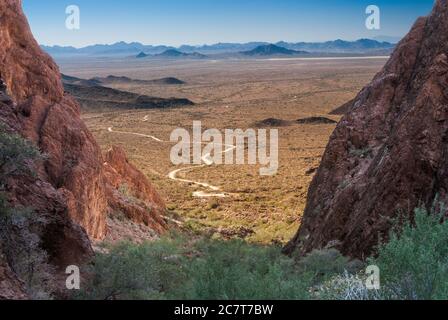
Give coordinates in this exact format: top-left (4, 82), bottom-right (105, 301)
top-left (0, 0), bottom-right (166, 297)
top-left (104, 146), bottom-right (166, 233)
top-left (285, 0), bottom-right (448, 258)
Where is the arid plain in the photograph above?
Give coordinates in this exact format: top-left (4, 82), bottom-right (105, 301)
top-left (57, 57), bottom-right (387, 244)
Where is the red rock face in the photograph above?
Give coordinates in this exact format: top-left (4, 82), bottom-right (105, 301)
top-left (0, 0), bottom-right (108, 239)
top-left (104, 146), bottom-right (167, 234)
top-left (286, 0), bottom-right (448, 258)
top-left (0, 0), bottom-right (166, 281)
top-left (0, 0), bottom-right (96, 281)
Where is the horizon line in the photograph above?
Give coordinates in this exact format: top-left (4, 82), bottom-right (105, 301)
top-left (40, 36), bottom-right (402, 49)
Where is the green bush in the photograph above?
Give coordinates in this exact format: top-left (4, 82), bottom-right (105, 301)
top-left (76, 236), bottom-right (189, 300)
top-left (186, 239), bottom-right (312, 300)
top-left (371, 206), bottom-right (448, 300)
top-left (297, 248), bottom-right (353, 281)
top-left (78, 237), bottom-right (314, 300)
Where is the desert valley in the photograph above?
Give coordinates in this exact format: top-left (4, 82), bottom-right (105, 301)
top-left (2, 0), bottom-right (448, 302)
top-left (58, 56), bottom-right (387, 244)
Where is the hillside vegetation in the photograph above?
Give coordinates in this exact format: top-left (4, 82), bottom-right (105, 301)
top-left (76, 206), bottom-right (448, 300)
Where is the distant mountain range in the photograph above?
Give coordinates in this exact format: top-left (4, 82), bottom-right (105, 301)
top-left (276, 39), bottom-right (395, 53)
top-left (372, 35), bottom-right (403, 43)
top-left (42, 38), bottom-right (398, 57)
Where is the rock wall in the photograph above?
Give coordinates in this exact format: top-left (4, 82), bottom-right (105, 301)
top-left (286, 0), bottom-right (448, 258)
top-left (0, 0), bottom-right (167, 297)
top-left (0, 0), bottom-right (107, 239)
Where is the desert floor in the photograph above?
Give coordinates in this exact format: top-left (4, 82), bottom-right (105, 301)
top-left (58, 56), bottom-right (387, 244)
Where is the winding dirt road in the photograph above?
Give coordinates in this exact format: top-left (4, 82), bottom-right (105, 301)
top-left (107, 123), bottom-right (236, 198)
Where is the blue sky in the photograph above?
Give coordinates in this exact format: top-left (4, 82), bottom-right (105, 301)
top-left (22, 0), bottom-right (435, 47)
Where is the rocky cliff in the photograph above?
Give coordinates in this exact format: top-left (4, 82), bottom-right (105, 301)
top-left (285, 0), bottom-right (448, 258)
top-left (0, 0), bottom-right (108, 239)
top-left (0, 0), bottom-right (166, 298)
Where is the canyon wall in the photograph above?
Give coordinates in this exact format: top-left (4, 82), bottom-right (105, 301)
top-left (0, 0), bottom-right (166, 297)
top-left (286, 0), bottom-right (448, 258)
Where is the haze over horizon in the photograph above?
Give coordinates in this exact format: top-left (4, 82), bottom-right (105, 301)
top-left (23, 0), bottom-right (434, 48)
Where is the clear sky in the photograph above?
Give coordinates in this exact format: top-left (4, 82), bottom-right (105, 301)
top-left (22, 0), bottom-right (435, 47)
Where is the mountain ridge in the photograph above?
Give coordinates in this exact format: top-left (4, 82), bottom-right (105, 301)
top-left (42, 38), bottom-right (396, 56)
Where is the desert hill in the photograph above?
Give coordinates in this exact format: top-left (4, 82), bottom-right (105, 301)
top-left (242, 44), bottom-right (309, 56)
top-left (155, 49), bottom-right (207, 59)
top-left (136, 51), bottom-right (148, 58)
top-left (91, 75), bottom-right (186, 85)
top-left (136, 49), bottom-right (207, 59)
top-left (63, 74), bottom-right (185, 86)
top-left (61, 74), bottom-right (192, 110)
top-left (64, 83), bottom-right (194, 110)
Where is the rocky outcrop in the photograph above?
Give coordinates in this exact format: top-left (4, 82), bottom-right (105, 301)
top-left (285, 0), bottom-right (448, 258)
top-left (1, 0), bottom-right (166, 237)
top-left (0, 0), bottom-right (107, 239)
top-left (0, 0), bottom-right (167, 297)
top-left (104, 146), bottom-right (166, 234)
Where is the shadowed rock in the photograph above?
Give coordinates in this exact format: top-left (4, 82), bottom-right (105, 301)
top-left (0, 0), bottom-right (168, 297)
top-left (285, 0), bottom-right (448, 259)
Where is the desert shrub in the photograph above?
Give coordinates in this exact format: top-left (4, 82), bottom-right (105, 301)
top-left (78, 237), bottom-right (314, 300)
top-left (185, 239), bottom-right (313, 300)
top-left (315, 271), bottom-right (384, 300)
top-left (296, 248), bottom-right (352, 280)
top-left (0, 197), bottom-right (54, 299)
top-left (76, 236), bottom-right (190, 300)
top-left (371, 206), bottom-right (448, 300)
